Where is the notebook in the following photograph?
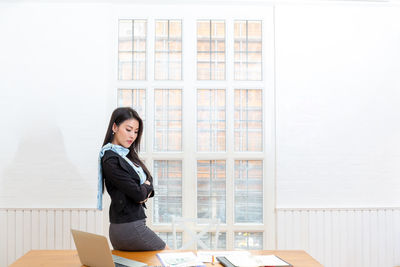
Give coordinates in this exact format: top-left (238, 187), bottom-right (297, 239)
top-left (217, 254), bottom-right (292, 267)
top-left (71, 229), bottom-right (147, 267)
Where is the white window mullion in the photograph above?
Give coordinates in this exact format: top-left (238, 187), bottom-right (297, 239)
top-left (148, 19), bottom-right (155, 82)
top-left (179, 16), bottom-right (198, 246)
top-left (146, 85), bottom-right (155, 227)
top-left (263, 7), bottom-right (276, 250)
top-left (225, 17), bottom-right (235, 250)
top-left (213, 90), bottom-right (218, 152)
top-left (182, 16), bottom-right (197, 221)
top-left (162, 90), bottom-right (167, 150)
top-left (165, 90), bottom-right (170, 150)
top-left (145, 18), bottom-right (155, 227)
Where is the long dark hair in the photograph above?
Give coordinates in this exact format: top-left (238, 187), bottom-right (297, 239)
top-left (101, 107), bottom-right (152, 193)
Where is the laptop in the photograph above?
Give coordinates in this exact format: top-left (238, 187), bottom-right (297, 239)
top-left (71, 229), bottom-right (147, 267)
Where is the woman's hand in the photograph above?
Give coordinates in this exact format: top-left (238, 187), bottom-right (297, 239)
top-left (139, 191), bottom-right (152, 204)
top-left (144, 180), bottom-right (151, 186)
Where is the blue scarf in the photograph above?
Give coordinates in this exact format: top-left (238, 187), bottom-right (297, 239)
top-left (97, 143), bottom-right (146, 210)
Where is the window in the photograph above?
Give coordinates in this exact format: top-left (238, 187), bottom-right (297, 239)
top-left (234, 232), bottom-right (263, 249)
top-left (234, 20), bottom-right (262, 80)
top-left (157, 232), bottom-right (182, 248)
top-left (155, 20), bottom-right (182, 80)
top-left (118, 19), bottom-right (147, 80)
top-left (153, 160), bottom-right (182, 223)
top-left (200, 232), bottom-right (227, 249)
top-left (234, 89), bottom-right (263, 151)
top-left (154, 89), bottom-right (182, 152)
top-left (115, 11), bottom-right (272, 249)
top-left (197, 20), bottom-right (225, 80)
top-left (197, 160), bottom-right (226, 223)
top-left (197, 89), bottom-right (226, 152)
top-left (235, 160), bottom-right (263, 223)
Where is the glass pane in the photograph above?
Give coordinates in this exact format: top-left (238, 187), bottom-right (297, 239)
top-left (153, 160), bottom-right (182, 223)
top-left (234, 40), bottom-right (247, 52)
top-left (197, 20), bottom-right (225, 80)
top-left (234, 89), bottom-right (262, 151)
top-left (198, 39), bottom-right (210, 52)
top-left (155, 20), bottom-right (182, 80)
top-left (248, 21), bottom-right (262, 38)
top-left (170, 52), bottom-right (181, 62)
top-left (211, 52), bottom-right (225, 63)
top-left (234, 20), bottom-right (262, 81)
top-left (154, 89), bottom-right (182, 151)
top-left (170, 20), bottom-right (182, 37)
top-left (198, 52), bottom-right (210, 62)
top-left (211, 62), bottom-right (225, 80)
top-left (197, 160), bottom-right (226, 223)
top-left (169, 62), bottom-right (182, 80)
top-left (155, 52), bottom-right (168, 80)
top-left (248, 52), bottom-right (262, 63)
top-left (155, 20), bottom-right (168, 37)
top-left (234, 232), bottom-right (263, 250)
top-left (134, 20), bottom-right (147, 37)
top-left (119, 40), bottom-right (132, 52)
top-left (118, 89), bottom-right (132, 107)
top-left (234, 62), bottom-right (245, 81)
top-left (134, 39), bottom-right (146, 52)
top-left (155, 50), bottom-right (168, 60)
top-left (157, 232), bottom-right (182, 249)
top-left (199, 232), bottom-right (227, 249)
top-left (117, 89), bottom-right (146, 119)
top-left (118, 20), bottom-right (147, 81)
top-left (211, 40), bottom-right (225, 52)
top-left (119, 20), bottom-right (133, 51)
top-left (247, 63), bottom-right (262, 81)
top-left (169, 40), bottom-right (182, 51)
top-left (234, 20), bottom-right (246, 39)
top-left (155, 39), bottom-right (168, 51)
top-left (118, 52), bottom-right (132, 80)
top-left (133, 52), bottom-right (146, 80)
top-left (211, 21), bottom-right (225, 38)
top-left (197, 63), bottom-right (210, 80)
top-left (197, 89), bottom-right (226, 152)
top-left (235, 160), bottom-right (263, 223)
top-left (248, 41), bottom-right (262, 52)
top-left (197, 20), bottom-right (210, 38)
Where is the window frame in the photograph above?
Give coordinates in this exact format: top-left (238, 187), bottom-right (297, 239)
top-left (113, 6), bottom-right (275, 250)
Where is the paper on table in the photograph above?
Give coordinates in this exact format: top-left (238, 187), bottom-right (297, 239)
top-left (225, 254), bottom-right (291, 267)
top-left (254, 255), bottom-right (291, 266)
top-left (225, 254), bottom-right (258, 267)
top-left (157, 252), bottom-right (206, 267)
top-left (197, 251), bottom-right (251, 263)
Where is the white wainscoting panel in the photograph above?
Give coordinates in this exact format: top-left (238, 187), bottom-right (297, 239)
top-left (277, 208), bottom-right (400, 267)
top-left (2, 207), bottom-right (400, 267)
top-left (0, 208), bottom-right (103, 267)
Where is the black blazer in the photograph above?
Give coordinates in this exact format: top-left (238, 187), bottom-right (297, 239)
top-left (101, 150), bottom-right (154, 224)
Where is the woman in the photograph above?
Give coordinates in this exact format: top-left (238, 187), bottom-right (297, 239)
top-left (97, 107), bottom-right (167, 251)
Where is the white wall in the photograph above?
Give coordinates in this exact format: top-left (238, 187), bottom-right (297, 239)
top-left (0, 3), bottom-right (112, 208)
top-left (1, 2), bottom-right (400, 266)
top-left (275, 4), bottom-right (400, 208)
top-left (3, 2), bottom-right (399, 210)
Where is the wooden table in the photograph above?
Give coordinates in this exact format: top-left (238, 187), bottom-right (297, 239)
top-left (10, 249), bottom-right (323, 267)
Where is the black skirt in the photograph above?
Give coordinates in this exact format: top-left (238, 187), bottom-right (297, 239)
top-left (109, 219), bottom-right (166, 251)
